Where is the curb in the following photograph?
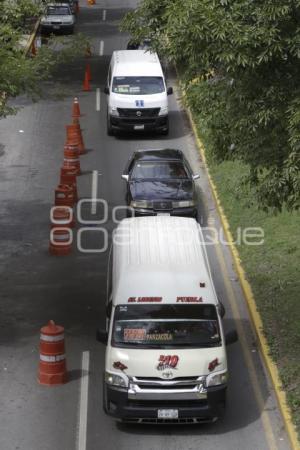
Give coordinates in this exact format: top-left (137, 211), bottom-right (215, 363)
top-left (185, 105), bottom-right (299, 450)
top-left (24, 18), bottom-right (40, 55)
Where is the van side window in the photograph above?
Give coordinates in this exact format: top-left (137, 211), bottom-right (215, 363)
top-left (107, 246), bottom-right (113, 304)
top-left (108, 66), bottom-right (112, 88)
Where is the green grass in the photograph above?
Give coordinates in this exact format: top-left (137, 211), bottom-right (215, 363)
top-left (192, 117), bottom-right (300, 435)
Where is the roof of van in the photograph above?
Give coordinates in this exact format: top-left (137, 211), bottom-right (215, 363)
top-left (112, 50), bottom-right (163, 77)
top-left (112, 216), bottom-right (219, 306)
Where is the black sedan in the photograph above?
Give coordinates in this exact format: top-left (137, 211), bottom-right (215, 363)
top-left (122, 149), bottom-right (199, 218)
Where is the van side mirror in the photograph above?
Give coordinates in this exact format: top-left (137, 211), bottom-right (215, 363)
top-left (104, 86), bottom-right (109, 95)
top-left (96, 329), bottom-right (108, 344)
top-left (167, 87), bottom-right (173, 95)
top-left (192, 174), bottom-right (200, 180)
top-left (121, 174), bottom-right (129, 181)
top-left (225, 330), bottom-right (238, 345)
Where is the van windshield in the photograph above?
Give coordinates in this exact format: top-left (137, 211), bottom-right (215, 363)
top-left (112, 76), bottom-right (165, 95)
top-left (112, 304), bottom-right (221, 349)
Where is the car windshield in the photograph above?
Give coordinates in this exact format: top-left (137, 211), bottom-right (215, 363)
top-left (131, 161), bottom-right (188, 180)
top-left (47, 6), bottom-right (70, 15)
top-left (112, 76), bottom-right (165, 95)
top-left (112, 304), bottom-right (221, 349)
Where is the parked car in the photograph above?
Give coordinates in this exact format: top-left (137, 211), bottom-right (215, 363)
top-left (40, 3), bottom-right (75, 35)
top-left (54, 0), bottom-right (77, 15)
top-left (127, 38), bottom-right (152, 50)
top-left (122, 149), bottom-right (199, 218)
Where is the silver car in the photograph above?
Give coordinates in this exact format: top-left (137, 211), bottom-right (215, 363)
top-left (40, 3), bottom-right (75, 34)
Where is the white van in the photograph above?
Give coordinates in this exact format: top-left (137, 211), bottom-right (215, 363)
top-left (104, 50), bottom-right (173, 136)
top-left (97, 216), bottom-right (237, 424)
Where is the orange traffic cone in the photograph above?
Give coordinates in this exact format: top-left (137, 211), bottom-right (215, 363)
top-left (72, 97), bottom-right (82, 119)
top-left (82, 69), bottom-right (91, 91)
top-left (31, 40), bottom-right (37, 56)
top-left (66, 124), bottom-right (85, 155)
top-left (86, 63), bottom-right (91, 81)
top-left (38, 320), bottom-right (68, 384)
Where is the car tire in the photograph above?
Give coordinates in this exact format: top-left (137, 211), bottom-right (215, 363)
top-left (107, 117), bottom-right (114, 136)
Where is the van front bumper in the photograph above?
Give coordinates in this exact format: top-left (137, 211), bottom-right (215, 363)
top-left (109, 114), bottom-right (168, 133)
top-left (130, 206), bottom-right (197, 218)
top-left (103, 383), bottom-right (226, 423)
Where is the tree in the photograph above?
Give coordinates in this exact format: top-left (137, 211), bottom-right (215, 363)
top-left (0, 0), bottom-right (89, 118)
top-left (121, 0), bottom-right (300, 210)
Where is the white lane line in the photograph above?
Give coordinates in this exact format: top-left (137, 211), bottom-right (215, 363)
top-left (91, 170), bottom-right (98, 214)
top-left (78, 351), bottom-right (90, 450)
top-left (102, 9), bottom-right (106, 21)
top-left (99, 40), bottom-right (104, 56)
top-left (96, 88), bottom-right (101, 111)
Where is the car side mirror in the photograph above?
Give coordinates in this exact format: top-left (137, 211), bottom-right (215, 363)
top-left (167, 87), bottom-right (173, 95)
top-left (192, 174), bottom-right (200, 180)
top-left (104, 86), bottom-right (109, 95)
top-left (225, 330), bottom-right (238, 345)
top-left (96, 329), bottom-right (108, 344)
top-left (121, 174), bottom-right (129, 181)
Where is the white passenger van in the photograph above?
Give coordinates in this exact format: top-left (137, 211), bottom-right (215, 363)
top-left (104, 50), bottom-right (173, 136)
top-left (97, 216), bottom-right (237, 424)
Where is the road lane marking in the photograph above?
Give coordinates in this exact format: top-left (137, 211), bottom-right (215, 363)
top-left (102, 9), bottom-right (106, 21)
top-left (213, 240), bottom-right (279, 450)
top-left (78, 351), bottom-right (90, 450)
top-left (91, 170), bottom-right (98, 214)
top-left (96, 88), bottom-right (101, 111)
top-left (99, 40), bottom-right (104, 56)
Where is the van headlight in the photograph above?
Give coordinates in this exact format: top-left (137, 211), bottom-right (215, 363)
top-left (109, 106), bottom-right (119, 116)
top-left (159, 106), bottom-right (168, 116)
top-left (105, 371), bottom-right (128, 388)
top-left (130, 200), bottom-right (153, 208)
top-left (206, 370), bottom-right (228, 387)
top-left (172, 200), bottom-right (195, 208)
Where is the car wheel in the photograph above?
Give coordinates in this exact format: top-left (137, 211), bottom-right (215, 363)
top-left (107, 116), bottom-right (114, 136)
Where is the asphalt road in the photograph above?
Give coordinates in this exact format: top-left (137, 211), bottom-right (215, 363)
top-left (0, 1), bottom-right (293, 449)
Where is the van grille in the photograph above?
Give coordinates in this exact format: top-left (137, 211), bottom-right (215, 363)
top-left (117, 108), bottom-right (160, 117)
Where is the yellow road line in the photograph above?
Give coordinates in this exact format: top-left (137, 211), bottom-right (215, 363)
top-left (185, 104), bottom-right (299, 450)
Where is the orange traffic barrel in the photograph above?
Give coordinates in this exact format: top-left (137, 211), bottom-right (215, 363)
top-left (49, 228), bottom-right (73, 255)
top-left (51, 206), bottom-right (75, 228)
top-left (38, 320), bottom-right (68, 385)
top-left (60, 168), bottom-right (78, 202)
top-left (71, 121), bottom-right (85, 154)
top-left (63, 144), bottom-right (81, 175)
top-left (55, 184), bottom-right (76, 207)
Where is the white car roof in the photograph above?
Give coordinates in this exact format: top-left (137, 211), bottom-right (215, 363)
top-left (112, 216), bottom-right (219, 306)
top-left (112, 50), bottom-right (163, 78)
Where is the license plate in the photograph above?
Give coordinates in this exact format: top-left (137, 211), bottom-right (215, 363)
top-left (134, 125), bottom-right (144, 130)
top-left (157, 213), bottom-right (171, 216)
top-left (157, 409), bottom-right (178, 419)
top-left (53, 25), bottom-right (60, 29)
